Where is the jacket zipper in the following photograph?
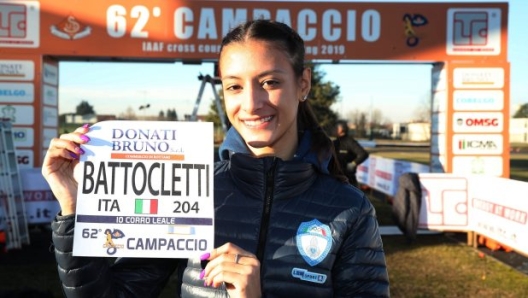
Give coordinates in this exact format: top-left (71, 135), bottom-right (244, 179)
top-left (256, 158), bottom-right (277, 261)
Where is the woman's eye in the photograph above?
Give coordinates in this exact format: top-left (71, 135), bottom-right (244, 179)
top-left (262, 80), bottom-right (279, 88)
top-left (225, 85), bottom-right (241, 91)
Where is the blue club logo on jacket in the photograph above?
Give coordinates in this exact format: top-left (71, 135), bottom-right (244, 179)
top-left (296, 219), bottom-right (332, 266)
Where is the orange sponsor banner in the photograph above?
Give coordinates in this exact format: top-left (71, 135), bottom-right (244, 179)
top-left (110, 153), bottom-right (185, 160)
top-left (0, 0), bottom-right (508, 61)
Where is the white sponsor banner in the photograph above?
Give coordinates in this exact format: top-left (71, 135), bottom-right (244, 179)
top-left (453, 112), bottom-right (503, 133)
top-left (0, 1), bottom-right (40, 48)
top-left (43, 63), bottom-right (59, 85)
top-left (21, 168), bottom-right (60, 224)
top-left (418, 174), bottom-right (470, 230)
top-left (430, 133), bottom-right (446, 155)
top-left (42, 128), bottom-right (58, 148)
top-left (0, 82), bottom-right (34, 103)
top-left (42, 106), bottom-right (58, 127)
top-left (0, 104), bottom-right (34, 125)
top-left (469, 177), bottom-right (528, 256)
top-left (430, 154), bottom-right (446, 173)
top-left (453, 90), bottom-right (504, 111)
top-left (0, 60), bottom-right (35, 81)
top-left (452, 156), bottom-right (503, 176)
top-left (367, 155), bottom-right (378, 189)
top-left (453, 67), bottom-right (504, 89)
top-left (431, 112), bottom-right (446, 134)
top-left (373, 156), bottom-right (396, 196)
top-left (368, 157), bottom-right (430, 196)
top-left (356, 158), bottom-right (369, 185)
top-left (432, 91), bottom-right (447, 112)
top-left (43, 84), bottom-right (58, 106)
top-left (446, 8), bottom-right (501, 56)
top-left (13, 126), bottom-right (34, 147)
top-left (431, 68), bottom-right (447, 92)
top-left (16, 149), bottom-right (34, 169)
top-left (452, 134), bottom-right (503, 155)
top-left (73, 121), bottom-right (215, 258)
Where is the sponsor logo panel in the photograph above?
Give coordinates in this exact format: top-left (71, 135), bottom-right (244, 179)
top-left (446, 8), bottom-right (501, 55)
top-left (13, 127), bottom-right (34, 147)
top-left (43, 84), bottom-right (58, 106)
top-left (453, 67), bottom-right (504, 89)
top-left (43, 106), bottom-right (58, 127)
top-left (0, 1), bottom-right (40, 48)
top-left (452, 156), bottom-right (503, 176)
top-left (0, 104), bottom-right (34, 125)
top-left (453, 90), bottom-right (504, 111)
top-left (43, 63), bottom-right (59, 85)
top-left (43, 128), bottom-right (58, 148)
top-left (16, 149), bottom-right (34, 169)
top-left (0, 60), bottom-right (35, 81)
top-left (452, 134), bottom-right (503, 155)
top-left (453, 112), bottom-right (503, 133)
top-left (0, 82), bottom-right (34, 103)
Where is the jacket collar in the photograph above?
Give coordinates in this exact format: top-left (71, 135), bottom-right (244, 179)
top-left (218, 127), bottom-right (330, 200)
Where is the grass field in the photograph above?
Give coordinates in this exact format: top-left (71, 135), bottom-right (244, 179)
top-left (368, 195), bottom-right (528, 298)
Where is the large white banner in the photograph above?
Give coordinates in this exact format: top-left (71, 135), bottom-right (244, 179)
top-left (469, 177), bottom-right (528, 256)
top-left (21, 168), bottom-right (60, 224)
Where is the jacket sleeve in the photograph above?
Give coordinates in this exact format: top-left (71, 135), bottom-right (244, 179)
top-left (52, 214), bottom-right (182, 298)
top-left (332, 195), bottom-right (390, 297)
top-left (348, 138), bottom-right (369, 166)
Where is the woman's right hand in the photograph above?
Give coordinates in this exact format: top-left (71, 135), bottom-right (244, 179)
top-left (42, 124), bottom-right (90, 216)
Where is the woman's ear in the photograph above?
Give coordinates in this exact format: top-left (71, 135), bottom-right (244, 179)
top-left (300, 67), bottom-right (312, 98)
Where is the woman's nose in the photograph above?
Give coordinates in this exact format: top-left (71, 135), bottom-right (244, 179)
top-left (241, 86), bottom-right (264, 112)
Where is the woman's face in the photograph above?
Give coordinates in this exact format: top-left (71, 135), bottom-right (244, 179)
top-left (219, 39), bottom-right (310, 159)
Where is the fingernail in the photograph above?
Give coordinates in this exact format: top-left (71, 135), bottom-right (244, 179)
top-left (80, 135), bottom-right (90, 142)
top-left (199, 253), bottom-right (210, 261)
top-left (69, 152), bottom-right (78, 159)
top-left (199, 270), bottom-right (205, 279)
top-left (82, 123), bottom-right (90, 128)
top-left (204, 280), bottom-right (208, 287)
top-left (75, 147), bottom-right (85, 154)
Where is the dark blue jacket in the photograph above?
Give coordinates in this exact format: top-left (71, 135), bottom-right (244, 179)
top-left (52, 128), bottom-right (390, 297)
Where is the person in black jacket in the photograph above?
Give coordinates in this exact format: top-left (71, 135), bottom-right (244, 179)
top-left (42, 20), bottom-right (390, 297)
top-left (333, 120), bottom-right (370, 187)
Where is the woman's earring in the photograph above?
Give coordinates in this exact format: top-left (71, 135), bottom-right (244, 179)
top-left (301, 95), bottom-right (308, 102)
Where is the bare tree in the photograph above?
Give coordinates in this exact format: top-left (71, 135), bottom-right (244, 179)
top-left (413, 92), bottom-right (432, 122)
top-left (370, 108), bottom-right (385, 127)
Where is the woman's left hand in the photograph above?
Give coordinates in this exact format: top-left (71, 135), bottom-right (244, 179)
top-left (201, 242), bottom-right (261, 298)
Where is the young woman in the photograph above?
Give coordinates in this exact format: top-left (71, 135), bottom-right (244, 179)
top-left (43, 20), bottom-right (390, 297)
